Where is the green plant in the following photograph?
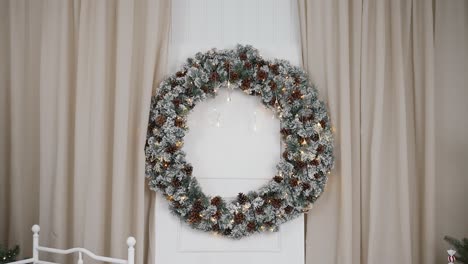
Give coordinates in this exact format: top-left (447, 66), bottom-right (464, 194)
top-left (445, 236), bottom-right (468, 263)
top-left (0, 245), bottom-right (19, 264)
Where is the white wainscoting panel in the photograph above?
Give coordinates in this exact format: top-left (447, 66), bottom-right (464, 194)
top-left (155, 1), bottom-right (303, 264)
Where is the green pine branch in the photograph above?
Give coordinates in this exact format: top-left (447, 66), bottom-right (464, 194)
top-left (445, 236), bottom-right (468, 263)
top-left (0, 245), bottom-right (20, 264)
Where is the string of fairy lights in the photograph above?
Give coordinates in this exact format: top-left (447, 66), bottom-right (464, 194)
top-left (145, 45), bottom-right (334, 239)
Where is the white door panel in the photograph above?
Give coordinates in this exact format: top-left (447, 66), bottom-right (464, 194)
top-left (155, 1), bottom-right (303, 263)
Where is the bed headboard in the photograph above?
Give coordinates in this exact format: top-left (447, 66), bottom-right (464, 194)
top-left (8, 225), bottom-right (135, 264)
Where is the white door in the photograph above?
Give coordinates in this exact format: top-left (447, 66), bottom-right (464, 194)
top-left (155, 1), bottom-right (304, 263)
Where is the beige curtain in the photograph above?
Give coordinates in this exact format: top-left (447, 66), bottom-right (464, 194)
top-left (298, 0), bottom-right (436, 263)
top-left (0, 0), bottom-right (170, 263)
top-left (434, 0), bottom-right (468, 263)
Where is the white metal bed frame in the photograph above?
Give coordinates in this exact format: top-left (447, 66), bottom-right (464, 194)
top-left (8, 225), bottom-right (135, 264)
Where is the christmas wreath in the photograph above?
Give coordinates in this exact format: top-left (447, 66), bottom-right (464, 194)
top-left (145, 45), bottom-right (334, 239)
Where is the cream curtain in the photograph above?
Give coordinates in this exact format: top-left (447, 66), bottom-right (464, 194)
top-left (0, 0), bottom-right (170, 263)
top-left (298, 0), bottom-right (436, 263)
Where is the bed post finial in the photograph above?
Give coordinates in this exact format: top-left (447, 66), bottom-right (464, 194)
top-left (127, 237), bottom-right (136, 264)
top-left (32, 225), bottom-right (40, 262)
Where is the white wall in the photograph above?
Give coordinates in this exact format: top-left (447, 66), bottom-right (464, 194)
top-left (435, 1), bottom-right (468, 262)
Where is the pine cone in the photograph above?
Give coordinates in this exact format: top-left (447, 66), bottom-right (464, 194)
top-left (210, 72), bottom-right (219, 82)
top-left (255, 207), bottom-right (264, 214)
top-left (256, 59), bottom-right (267, 68)
top-left (314, 172), bottom-right (321, 179)
top-left (270, 198), bottom-right (282, 209)
top-left (284, 205), bottom-right (294, 214)
top-left (239, 53), bottom-right (247, 61)
top-left (188, 211), bottom-right (202, 223)
top-left (211, 196), bottom-right (222, 206)
top-left (269, 64), bottom-right (279, 75)
top-left (295, 160), bottom-right (307, 169)
top-left (257, 70), bottom-right (268, 80)
top-left (170, 80), bottom-right (178, 87)
top-left (316, 144), bottom-right (324, 153)
top-left (304, 113), bottom-right (315, 122)
top-left (244, 61), bottom-right (252, 69)
top-left (174, 118), bottom-right (185, 128)
top-left (166, 144), bottom-right (179, 154)
top-left (223, 228), bottom-right (232, 236)
top-left (234, 212), bottom-right (245, 224)
top-left (171, 178), bottom-right (181, 187)
top-left (311, 159), bottom-right (320, 166)
top-left (172, 201), bottom-right (182, 209)
top-left (237, 193), bottom-right (249, 205)
top-left (230, 71), bottom-right (239, 81)
top-left (176, 71), bottom-right (186, 78)
top-left (320, 119), bottom-right (327, 128)
top-left (212, 224), bottom-right (220, 232)
top-left (192, 200), bottom-right (204, 213)
top-left (247, 221), bottom-right (257, 232)
top-left (311, 133), bottom-right (320, 142)
top-left (289, 178), bottom-right (299, 187)
top-left (294, 76), bottom-right (301, 86)
top-left (273, 175), bottom-right (283, 183)
top-left (269, 81), bottom-right (277, 90)
top-left (200, 85), bottom-right (210, 94)
top-left (282, 150), bottom-right (289, 160)
top-left (155, 115), bottom-right (166, 127)
top-left (212, 210), bottom-right (222, 220)
top-left (290, 89), bottom-right (303, 100)
top-left (223, 61), bottom-right (230, 71)
top-left (186, 86), bottom-right (194, 95)
top-left (302, 182), bottom-right (311, 190)
top-left (280, 128), bottom-right (292, 136)
top-left (183, 164), bottom-right (193, 176)
top-left (241, 78), bottom-right (251, 90)
top-left (172, 98), bottom-right (182, 108)
top-left (268, 97), bottom-right (277, 106)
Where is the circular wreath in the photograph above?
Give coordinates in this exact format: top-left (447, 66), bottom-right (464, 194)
top-left (145, 45), bottom-right (333, 239)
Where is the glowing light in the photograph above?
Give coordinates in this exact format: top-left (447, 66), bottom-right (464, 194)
top-left (301, 139), bottom-right (307, 145)
top-left (260, 226), bottom-right (265, 231)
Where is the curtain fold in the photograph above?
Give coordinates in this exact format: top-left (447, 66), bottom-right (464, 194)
top-left (0, 0), bottom-right (171, 263)
top-left (298, 0), bottom-right (436, 263)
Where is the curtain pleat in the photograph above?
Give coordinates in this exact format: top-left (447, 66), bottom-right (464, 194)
top-left (0, 1), bottom-right (170, 263)
top-left (298, 0), bottom-right (437, 263)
